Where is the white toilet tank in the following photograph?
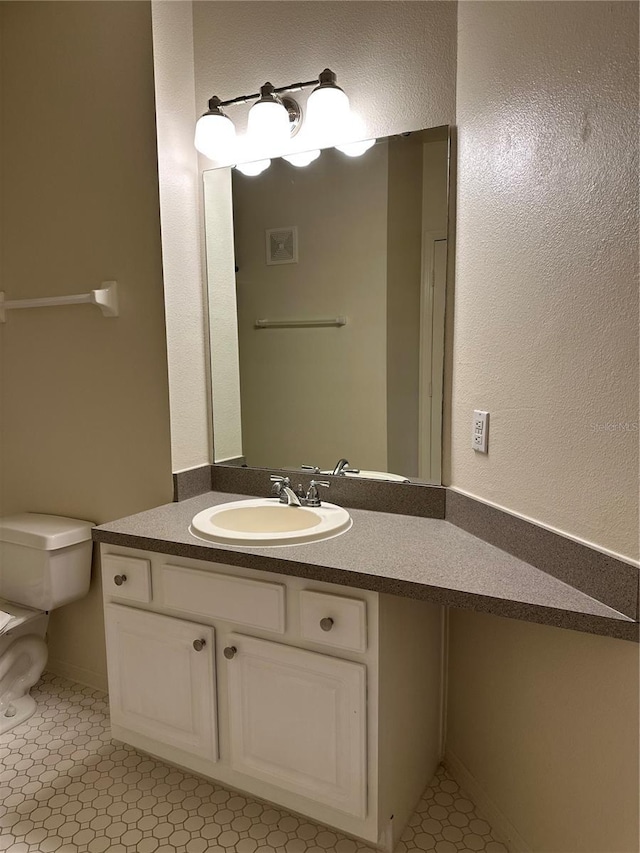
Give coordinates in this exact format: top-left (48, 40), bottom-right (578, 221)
top-left (0, 514), bottom-right (94, 611)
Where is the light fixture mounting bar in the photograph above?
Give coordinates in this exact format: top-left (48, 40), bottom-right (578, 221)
top-left (209, 78), bottom-right (321, 111)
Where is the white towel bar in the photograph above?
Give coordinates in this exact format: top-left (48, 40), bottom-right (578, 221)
top-left (255, 316), bottom-right (347, 329)
top-left (0, 281), bottom-right (119, 323)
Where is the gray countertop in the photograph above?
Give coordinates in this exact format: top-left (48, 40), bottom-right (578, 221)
top-left (93, 491), bottom-right (638, 642)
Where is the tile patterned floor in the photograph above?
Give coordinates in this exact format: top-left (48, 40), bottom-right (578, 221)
top-left (0, 674), bottom-right (508, 853)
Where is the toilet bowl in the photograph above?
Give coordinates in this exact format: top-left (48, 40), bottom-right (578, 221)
top-left (0, 513), bottom-right (94, 734)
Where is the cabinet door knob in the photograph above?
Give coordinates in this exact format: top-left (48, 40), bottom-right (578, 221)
top-left (192, 639), bottom-right (206, 651)
top-left (223, 646), bottom-right (237, 660)
top-left (114, 574), bottom-right (127, 586)
top-left (320, 617), bottom-right (334, 632)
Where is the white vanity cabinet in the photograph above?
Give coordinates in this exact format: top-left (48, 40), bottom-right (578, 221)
top-left (226, 633), bottom-right (367, 819)
top-left (100, 544), bottom-right (442, 850)
top-left (104, 605), bottom-right (218, 761)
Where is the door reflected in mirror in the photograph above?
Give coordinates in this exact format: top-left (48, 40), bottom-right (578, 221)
top-left (204, 126), bottom-right (451, 485)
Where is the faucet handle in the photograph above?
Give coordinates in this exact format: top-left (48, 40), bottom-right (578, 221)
top-left (301, 464), bottom-right (321, 473)
top-left (306, 480), bottom-right (330, 507)
top-left (270, 475), bottom-right (290, 496)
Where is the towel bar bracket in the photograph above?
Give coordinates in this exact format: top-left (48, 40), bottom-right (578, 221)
top-left (0, 281), bottom-right (119, 323)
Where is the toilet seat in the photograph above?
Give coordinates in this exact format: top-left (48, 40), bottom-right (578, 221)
top-left (0, 600), bottom-right (44, 637)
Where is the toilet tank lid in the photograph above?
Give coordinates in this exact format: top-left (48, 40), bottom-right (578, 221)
top-left (0, 513), bottom-right (95, 550)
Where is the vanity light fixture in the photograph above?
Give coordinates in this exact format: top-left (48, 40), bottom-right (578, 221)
top-left (235, 159), bottom-right (271, 177)
top-left (247, 83), bottom-right (292, 147)
top-left (305, 69), bottom-right (350, 135)
top-left (282, 149), bottom-right (321, 167)
top-left (336, 138), bottom-right (376, 157)
top-left (335, 112), bottom-right (375, 158)
top-left (193, 96), bottom-right (236, 162)
top-left (194, 68), bottom-right (350, 165)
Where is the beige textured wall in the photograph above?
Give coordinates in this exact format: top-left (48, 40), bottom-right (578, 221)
top-left (448, 4), bottom-right (639, 851)
top-left (447, 611), bottom-right (640, 853)
top-left (450, 0), bottom-right (639, 561)
top-left (230, 147), bottom-right (389, 470)
top-left (0, 2), bottom-right (173, 690)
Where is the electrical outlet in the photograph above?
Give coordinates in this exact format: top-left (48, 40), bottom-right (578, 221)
top-left (472, 410), bottom-right (489, 453)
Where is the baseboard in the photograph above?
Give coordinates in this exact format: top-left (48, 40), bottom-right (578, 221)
top-left (444, 750), bottom-right (532, 853)
top-left (46, 659), bottom-right (108, 694)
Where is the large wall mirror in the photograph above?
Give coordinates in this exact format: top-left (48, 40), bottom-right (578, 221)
top-left (204, 125), bottom-right (452, 485)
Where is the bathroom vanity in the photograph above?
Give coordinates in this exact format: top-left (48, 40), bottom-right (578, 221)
top-left (99, 540), bottom-right (442, 849)
top-left (95, 479), bottom-right (638, 847)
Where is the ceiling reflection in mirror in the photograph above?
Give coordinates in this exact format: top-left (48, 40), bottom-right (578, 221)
top-left (204, 126), bottom-right (451, 485)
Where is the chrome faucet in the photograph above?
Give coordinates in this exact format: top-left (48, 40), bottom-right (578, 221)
top-left (270, 475), bottom-right (331, 507)
top-left (270, 476), bottom-right (302, 506)
top-left (331, 458), bottom-right (360, 476)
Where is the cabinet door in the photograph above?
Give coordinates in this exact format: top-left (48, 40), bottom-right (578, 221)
top-left (225, 634), bottom-right (366, 818)
top-left (105, 604), bottom-right (217, 761)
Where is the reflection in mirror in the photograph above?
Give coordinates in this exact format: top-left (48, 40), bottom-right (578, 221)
top-left (204, 126), bottom-right (451, 485)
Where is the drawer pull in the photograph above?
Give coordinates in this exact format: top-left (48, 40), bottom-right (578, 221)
top-left (192, 639), bottom-right (207, 651)
top-left (103, 555), bottom-right (151, 603)
top-left (224, 645), bottom-right (238, 660)
top-left (300, 591), bottom-right (366, 652)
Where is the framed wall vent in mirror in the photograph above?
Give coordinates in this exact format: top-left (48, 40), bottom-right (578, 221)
top-left (266, 227), bottom-right (298, 265)
top-left (204, 125), bottom-right (453, 486)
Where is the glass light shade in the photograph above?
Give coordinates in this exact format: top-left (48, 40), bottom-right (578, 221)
top-left (235, 159), bottom-right (271, 177)
top-left (306, 86), bottom-right (350, 134)
top-left (336, 138), bottom-right (376, 157)
top-left (283, 149), bottom-right (321, 167)
top-left (194, 112), bottom-right (236, 161)
top-left (247, 100), bottom-right (291, 146)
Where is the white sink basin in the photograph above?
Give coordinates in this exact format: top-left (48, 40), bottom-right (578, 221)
top-left (190, 498), bottom-right (352, 547)
top-left (321, 469), bottom-right (410, 483)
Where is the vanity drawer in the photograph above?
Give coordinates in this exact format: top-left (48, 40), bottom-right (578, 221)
top-left (160, 565), bottom-right (286, 634)
top-left (299, 590), bottom-right (367, 653)
top-left (102, 554), bottom-right (152, 603)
